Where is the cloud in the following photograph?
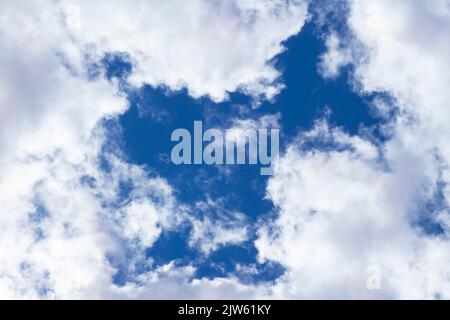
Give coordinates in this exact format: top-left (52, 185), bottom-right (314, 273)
top-left (256, 121), bottom-right (450, 298)
top-left (318, 32), bottom-right (351, 79)
top-left (257, 0), bottom-right (450, 299)
top-left (189, 198), bottom-right (249, 255)
top-left (0, 0), bottom-right (128, 298)
top-left (60, 0), bottom-right (308, 102)
top-left (0, 0), bottom-right (179, 298)
top-left (0, 0), bottom-right (308, 299)
top-left (104, 263), bottom-right (266, 299)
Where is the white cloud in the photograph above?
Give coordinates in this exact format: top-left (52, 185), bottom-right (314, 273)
top-left (0, 0), bottom-right (176, 298)
top-left (0, 0), bottom-right (307, 299)
top-left (60, 0), bottom-right (308, 102)
top-left (189, 198), bottom-right (249, 255)
top-left (318, 32), bottom-right (351, 78)
top-left (0, 0), bottom-right (128, 298)
top-left (104, 263), bottom-right (266, 299)
top-left (257, 0), bottom-right (450, 299)
top-left (257, 121), bottom-right (450, 299)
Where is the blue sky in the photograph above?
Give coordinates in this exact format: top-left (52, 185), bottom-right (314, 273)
top-left (106, 13), bottom-right (381, 284)
top-left (1, 0), bottom-right (450, 299)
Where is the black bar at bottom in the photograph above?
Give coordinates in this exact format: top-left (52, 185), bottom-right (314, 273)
top-left (0, 300), bottom-right (448, 318)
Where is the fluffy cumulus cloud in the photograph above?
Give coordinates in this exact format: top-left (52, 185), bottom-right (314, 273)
top-left (60, 0), bottom-right (308, 102)
top-left (0, 0), bottom-right (307, 298)
top-left (257, 121), bottom-right (450, 299)
top-left (258, 0), bottom-right (450, 299)
top-left (0, 0), bottom-right (180, 296)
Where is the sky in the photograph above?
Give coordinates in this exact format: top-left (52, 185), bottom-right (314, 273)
top-left (0, 0), bottom-right (450, 299)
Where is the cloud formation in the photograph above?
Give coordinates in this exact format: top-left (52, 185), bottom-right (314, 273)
top-left (2, 0), bottom-right (450, 300)
top-left (61, 0), bottom-right (308, 102)
top-left (0, 0), bottom-right (306, 298)
top-left (258, 0), bottom-right (450, 299)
